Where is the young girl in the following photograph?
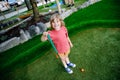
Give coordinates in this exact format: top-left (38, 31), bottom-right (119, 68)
top-left (41, 14), bottom-right (76, 74)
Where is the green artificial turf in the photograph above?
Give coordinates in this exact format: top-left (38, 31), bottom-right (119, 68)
top-left (0, 0), bottom-right (120, 80)
top-left (64, 0), bottom-right (120, 28)
top-left (2, 27), bottom-right (120, 80)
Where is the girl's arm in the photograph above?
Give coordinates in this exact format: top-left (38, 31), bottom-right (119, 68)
top-left (64, 27), bottom-right (73, 47)
top-left (67, 37), bottom-right (73, 48)
top-left (41, 32), bottom-right (48, 42)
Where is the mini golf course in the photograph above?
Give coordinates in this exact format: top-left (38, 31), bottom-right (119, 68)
top-left (0, 0), bottom-right (120, 80)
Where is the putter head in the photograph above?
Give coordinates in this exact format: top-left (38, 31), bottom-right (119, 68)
top-left (56, 55), bottom-right (59, 58)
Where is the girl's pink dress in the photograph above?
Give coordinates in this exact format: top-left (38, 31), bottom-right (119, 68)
top-left (48, 26), bottom-right (70, 53)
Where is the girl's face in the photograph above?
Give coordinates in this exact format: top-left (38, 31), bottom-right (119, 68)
top-left (52, 18), bottom-right (61, 31)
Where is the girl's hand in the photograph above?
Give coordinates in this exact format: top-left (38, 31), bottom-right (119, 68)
top-left (41, 32), bottom-right (48, 42)
top-left (43, 32), bottom-right (48, 36)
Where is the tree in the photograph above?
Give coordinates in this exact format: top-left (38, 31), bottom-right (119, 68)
top-left (30, 0), bottom-right (40, 22)
top-left (24, 0), bottom-right (32, 11)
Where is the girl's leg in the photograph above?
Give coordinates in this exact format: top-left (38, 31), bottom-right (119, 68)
top-left (65, 49), bottom-right (76, 68)
top-left (64, 49), bottom-right (70, 64)
top-left (59, 53), bottom-right (73, 74)
top-left (65, 56), bottom-right (70, 64)
top-left (65, 53), bottom-right (70, 64)
top-left (61, 58), bottom-right (68, 68)
top-left (59, 54), bottom-right (68, 68)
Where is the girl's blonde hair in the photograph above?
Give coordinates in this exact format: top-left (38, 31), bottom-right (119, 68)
top-left (50, 13), bottom-right (65, 29)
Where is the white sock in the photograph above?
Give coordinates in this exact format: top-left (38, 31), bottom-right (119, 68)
top-left (64, 65), bottom-right (68, 68)
top-left (66, 62), bottom-right (70, 64)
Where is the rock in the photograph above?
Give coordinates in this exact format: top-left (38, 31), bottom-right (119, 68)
top-left (20, 29), bottom-right (28, 43)
top-left (36, 22), bottom-right (47, 33)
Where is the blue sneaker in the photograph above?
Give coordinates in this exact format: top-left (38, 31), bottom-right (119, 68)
top-left (67, 63), bottom-right (76, 68)
top-left (65, 67), bottom-right (73, 74)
